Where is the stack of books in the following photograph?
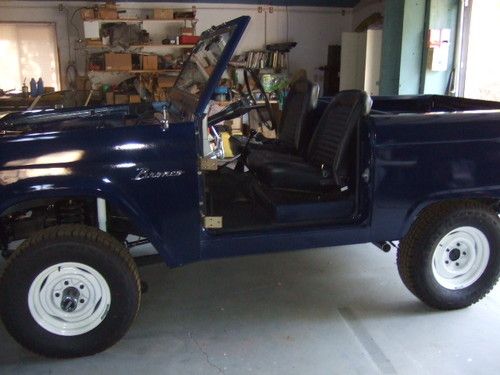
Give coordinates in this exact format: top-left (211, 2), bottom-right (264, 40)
top-left (245, 50), bottom-right (288, 71)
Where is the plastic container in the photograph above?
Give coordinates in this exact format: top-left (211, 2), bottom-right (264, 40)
top-left (37, 78), bottom-right (44, 96)
top-left (213, 86), bottom-right (229, 101)
top-left (29, 78), bottom-right (37, 97)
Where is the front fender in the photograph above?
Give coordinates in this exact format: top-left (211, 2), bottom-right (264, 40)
top-left (0, 173), bottom-right (177, 264)
top-left (0, 123), bottom-right (201, 267)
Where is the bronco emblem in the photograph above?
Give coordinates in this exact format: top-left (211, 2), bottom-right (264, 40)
top-left (134, 168), bottom-right (185, 181)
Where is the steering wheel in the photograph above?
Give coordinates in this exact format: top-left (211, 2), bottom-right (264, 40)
top-left (242, 69), bottom-right (277, 130)
top-left (207, 68), bottom-right (277, 130)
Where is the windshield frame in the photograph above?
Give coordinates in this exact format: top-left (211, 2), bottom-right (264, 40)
top-left (168, 16), bottom-right (250, 119)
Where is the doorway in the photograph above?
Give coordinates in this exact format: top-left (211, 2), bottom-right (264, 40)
top-left (460, 0), bottom-right (500, 100)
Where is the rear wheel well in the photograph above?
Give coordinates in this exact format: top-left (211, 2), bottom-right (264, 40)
top-left (0, 196), bottom-right (144, 257)
top-left (406, 198), bottom-right (500, 238)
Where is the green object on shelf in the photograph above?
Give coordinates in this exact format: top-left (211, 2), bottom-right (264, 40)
top-left (261, 73), bottom-right (289, 93)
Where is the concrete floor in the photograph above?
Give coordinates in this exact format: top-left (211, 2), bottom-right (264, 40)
top-left (1, 243), bottom-right (500, 374)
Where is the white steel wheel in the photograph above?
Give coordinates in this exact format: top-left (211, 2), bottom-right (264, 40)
top-left (398, 202), bottom-right (500, 310)
top-left (0, 224), bottom-right (140, 358)
top-left (431, 226), bottom-right (490, 290)
top-left (28, 262), bottom-right (111, 336)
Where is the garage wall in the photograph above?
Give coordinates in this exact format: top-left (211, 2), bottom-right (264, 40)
top-left (0, 1), bottom-right (353, 89)
top-left (420, 0), bottom-right (458, 95)
top-left (379, 0), bottom-right (427, 95)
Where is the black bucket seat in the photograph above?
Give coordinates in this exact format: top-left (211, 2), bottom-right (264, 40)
top-left (229, 77), bottom-right (320, 156)
top-left (247, 90), bottom-right (372, 193)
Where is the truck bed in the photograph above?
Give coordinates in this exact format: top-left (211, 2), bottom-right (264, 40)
top-left (371, 94), bottom-right (500, 114)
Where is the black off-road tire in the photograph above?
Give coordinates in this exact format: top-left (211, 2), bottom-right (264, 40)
top-left (0, 224), bottom-right (141, 358)
top-left (397, 201), bottom-right (500, 310)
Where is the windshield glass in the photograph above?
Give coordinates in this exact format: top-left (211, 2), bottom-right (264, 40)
top-left (174, 25), bottom-right (236, 99)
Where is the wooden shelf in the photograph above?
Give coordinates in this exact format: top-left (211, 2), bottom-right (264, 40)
top-left (85, 43), bottom-right (194, 50)
top-left (130, 69), bottom-right (181, 73)
top-left (85, 18), bottom-right (196, 24)
top-left (90, 69), bottom-right (181, 73)
top-left (140, 44), bottom-right (195, 48)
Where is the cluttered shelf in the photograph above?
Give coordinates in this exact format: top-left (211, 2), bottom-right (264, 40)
top-left (81, 4), bottom-right (199, 105)
top-left (134, 44), bottom-right (194, 48)
top-left (89, 69), bottom-right (181, 73)
top-left (84, 43), bottom-right (195, 49)
top-left (83, 18), bottom-right (196, 23)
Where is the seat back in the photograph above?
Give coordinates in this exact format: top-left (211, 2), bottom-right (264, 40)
top-left (306, 90), bottom-right (372, 186)
top-left (277, 78), bottom-right (316, 152)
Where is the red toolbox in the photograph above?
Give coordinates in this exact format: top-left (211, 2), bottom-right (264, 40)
top-left (179, 35), bottom-right (200, 45)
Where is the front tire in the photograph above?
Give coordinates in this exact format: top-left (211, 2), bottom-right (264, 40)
top-left (398, 201), bottom-right (500, 310)
top-left (0, 225), bottom-right (141, 358)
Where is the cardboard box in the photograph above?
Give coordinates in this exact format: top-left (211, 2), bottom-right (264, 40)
top-left (226, 117), bottom-right (242, 132)
top-left (129, 94), bottom-right (141, 103)
top-left (85, 39), bottom-right (104, 47)
top-left (174, 11), bottom-right (196, 19)
top-left (105, 53), bottom-right (132, 71)
top-left (114, 94), bottom-right (129, 104)
top-left (104, 1), bottom-right (117, 9)
top-left (80, 8), bottom-right (95, 20)
top-left (98, 8), bottom-right (118, 20)
top-left (106, 92), bottom-right (115, 105)
top-left (154, 9), bottom-right (174, 20)
top-left (180, 27), bottom-right (194, 36)
top-left (158, 76), bottom-right (177, 88)
top-left (141, 55), bottom-right (158, 70)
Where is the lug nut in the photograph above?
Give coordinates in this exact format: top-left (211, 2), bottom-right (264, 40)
top-left (445, 260), bottom-right (449, 264)
top-left (446, 249), bottom-right (450, 252)
top-left (80, 299), bottom-right (85, 304)
top-left (64, 281), bottom-right (69, 286)
top-left (463, 252), bottom-right (467, 256)
top-left (79, 285), bottom-right (84, 289)
top-left (456, 262), bottom-right (460, 266)
top-left (55, 293), bottom-right (60, 297)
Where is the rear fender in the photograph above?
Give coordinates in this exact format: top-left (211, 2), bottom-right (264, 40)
top-left (400, 189), bottom-right (500, 239)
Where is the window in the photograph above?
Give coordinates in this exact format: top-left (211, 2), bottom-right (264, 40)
top-left (0, 23), bottom-right (60, 92)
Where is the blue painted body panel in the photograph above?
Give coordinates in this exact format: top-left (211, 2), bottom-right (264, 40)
top-left (369, 110), bottom-right (500, 242)
top-left (1, 98), bottom-right (499, 266)
top-left (0, 121), bottom-right (201, 266)
top-left (0, 18), bottom-right (499, 267)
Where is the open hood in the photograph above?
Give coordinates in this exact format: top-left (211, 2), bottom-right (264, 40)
top-left (168, 16), bottom-right (250, 119)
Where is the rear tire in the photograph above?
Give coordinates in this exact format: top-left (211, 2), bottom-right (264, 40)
top-left (0, 224), bottom-right (141, 358)
top-left (398, 201), bottom-right (500, 310)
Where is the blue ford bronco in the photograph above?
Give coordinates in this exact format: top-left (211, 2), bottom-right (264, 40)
top-left (1, 16), bottom-right (499, 358)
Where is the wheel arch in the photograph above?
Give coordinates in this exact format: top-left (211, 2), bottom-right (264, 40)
top-left (401, 195), bottom-right (500, 240)
top-left (0, 179), bottom-right (174, 266)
